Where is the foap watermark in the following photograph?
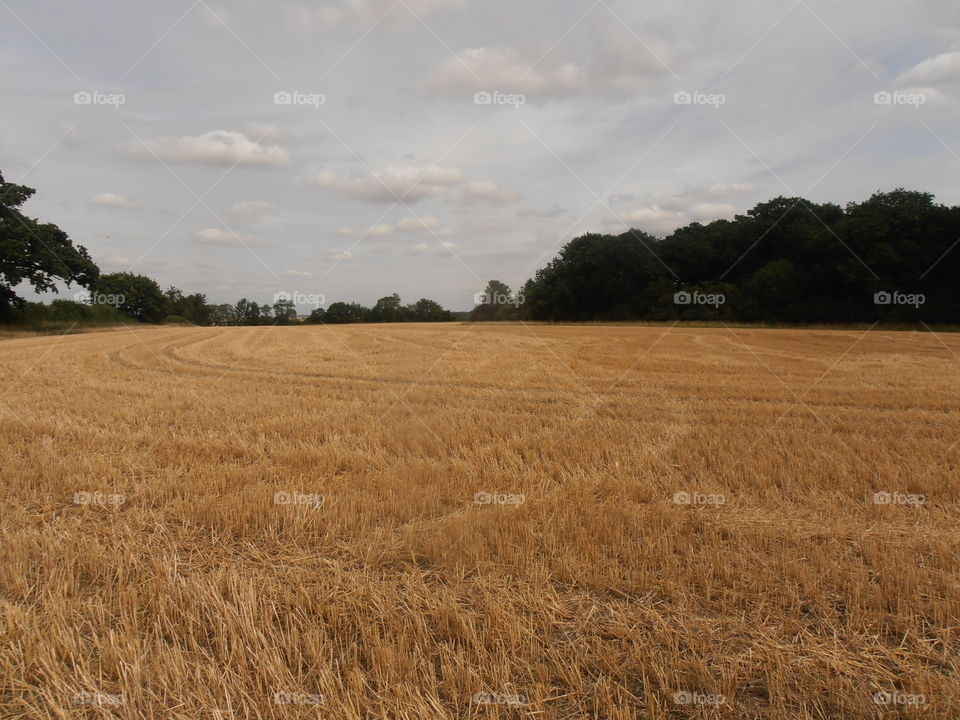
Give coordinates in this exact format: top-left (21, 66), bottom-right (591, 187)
top-left (873, 691), bottom-right (926, 707)
top-left (474, 491), bottom-right (525, 506)
top-left (873, 491), bottom-right (926, 507)
top-left (874, 290), bottom-right (924, 308)
top-left (473, 290), bottom-right (525, 307)
top-left (74, 491), bottom-right (125, 506)
top-left (673, 491), bottom-right (725, 507)
top-left (74, 290), bottom-right (125, 307)
top-left (274, 491), bottom-right (325, 508)
top-left (874, 91), bottom-right (926, 108)
top-left (274, 291), bottom-right (325, 308)
top-left (274, 691), bottom-right (324, 705)
top-left (274, 90), bottom-right (325, 108)
top-left (73, 691), bottom-right (124, 707)
top-left (474, 90), bottom-right (525, 108)
top-left (74, 90), bottom-right (125, 108)
top-left (673, 691), bottom-right (726, 706)
top-left (674, 290), bottom-right (724, 308)
top-left (473, 691), bottom-right (528, 707)
top-left (674, 90), bottom-right (725, 108)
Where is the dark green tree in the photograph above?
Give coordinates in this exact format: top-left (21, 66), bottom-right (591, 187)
top-left (96, 272), bottom-right (166, 322)
top-left (0, 170), bottom-right (100, 317)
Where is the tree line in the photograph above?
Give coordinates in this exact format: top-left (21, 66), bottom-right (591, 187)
top-left (2, 168), bottom-right (957, 327)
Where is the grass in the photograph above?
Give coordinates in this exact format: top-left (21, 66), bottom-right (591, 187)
top-left (0, 323), bottom-right (957, 718)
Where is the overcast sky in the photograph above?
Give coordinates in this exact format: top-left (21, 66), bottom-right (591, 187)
top-left (2, 0), bottom-right (959, 310)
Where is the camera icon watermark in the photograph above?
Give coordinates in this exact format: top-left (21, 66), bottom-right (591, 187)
top-left (273, 90), bottom-right (325, 108)
top-left (873, 290), bottom-right (924, 308)
top-left (473, 90), bottom-right (526, 108)
top-left (874, 91), bottom-right (925, 108)
top-left (274, 491), bottom-right (325, 508)
top-left (473, 291), bottom-right (525, 307)
top-left (72, 691), bottom-right (124, 707)
top-left (74, 491), bottom-right (125, 506)
top-left (873, 491), bottom-right (926, 507)
top-left (473, 691), bottom-right (528, 707)
top-left (73, 90), bottom-right (125, 108)
top-left (273, 290), bottom-right (325, 308)
top-left (274, 691), bottom-right (324, 705)
top-left (873, 691), bottom-right (926, 706)
top-left (674, 90), bottom-right (725, 108)
top-left (673, 491), bottom-right (725, 507)
top-left (674, 290), bottom-right (725, 308)
top-left (474, 491), bottom-right (525, 506)
top-left (673, 691), bottom-right (726, 706)
top-left (74, 290), bottom-right (125, 307)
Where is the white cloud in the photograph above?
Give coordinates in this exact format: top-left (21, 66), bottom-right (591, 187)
top-left (896, 51), bottom-right (960, 87)
top-left (89, 192), bottom-right (138, 209)
top-left (309, 166), bottom-right (463, 203)
top-left (226, 201), bottom-right (277, 225)
top-left (411, 241), bottom-right (458, 256)
top-left (462, 180), bottom-right (519, 205)
top-left (425, 23), bottom-right (677, 99)
top-left (282, 0), bottom-right (464, 31)
top-left (689, 203), bottom-right (737, 221)
top-left (195, 228), bottom-right (258, 246)
top-left (708, 183), bottom-right (755, 197)
top-left (102, 254), bottom-right (132, 265)
top-left (326, 249), bottom-right (353, 261)
top-left (124, 130), bottom-right (290, 167)
top-left (285, 269), bottom-right (312, 278)
top-left (338, 223), bottom-right (395, 237)
top-left (397, 216), bottom-right (454, 236)
top-left (243, 122), bottom-right (284, 144)
top-left (398, 215), bottom-right (440, 232)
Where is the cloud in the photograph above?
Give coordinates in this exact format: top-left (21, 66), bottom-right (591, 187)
top-left (225, 201), bottom-right (277, 224)
top-left (338, 223), bottom-right (395, 237)
top-left (282, 0), bottom-right (463, 31)
top-left (424, 23), bottom-right (677, 99)
top-left (611, 206), bottom-right (684, 235)
top-left (462, 180), bottom-right (519, 205)
top-left (243, 122), bottom-right (284, 144)
top-left (411, 241), bottom-right (458, 256)
top-left (309, 166), bottom-right (463, 203)
top-left (708, 183), bottom-right (755, 197)
top-left (896, 51), bottom-right (960, 87)
top-left (284, 269), bottom-right (312, 278)
top-left (195, 228), bottom-right (258, 246)
top-left (397, 216), bottom-right (454, 237)
top-left (517, 204), bottom-right (565, 218)
top-left (124, 130), bottom-right (290, 167)
top-left (326, 249), bottom-right (353, 261)
top-left (336, 216), bottom-right (454, 239)
top-left (688, 203), bottom-right (737, 221)
top-left (102, 254), bottom-right (132, 265)
top-left (89, 192), bottom-right (138, 209)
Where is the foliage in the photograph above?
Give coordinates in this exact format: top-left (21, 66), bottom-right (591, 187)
top-left (0, 171), bottom-right (99, 318)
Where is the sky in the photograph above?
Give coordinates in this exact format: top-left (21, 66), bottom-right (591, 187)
top-left (2, 0), bottom-right (959, 311)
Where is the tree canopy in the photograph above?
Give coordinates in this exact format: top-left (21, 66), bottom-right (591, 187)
top-left (0, 171), bottom-right (99, 317)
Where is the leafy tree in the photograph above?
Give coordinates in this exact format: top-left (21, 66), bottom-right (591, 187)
top-left (371, 293), bottom-right (406, 322)
top-left (0, 170), bottom-right (99, 317)
top-left (96, 272), bottom-right (166, 322)
top-left (234, 298), bottom-right (261, 325)
top-left (272, 298), bottom-right (297, 325)
top-left (210, 303), bottom-right (237, 325)
top-left (325, 301), bottom-right (370, 324)
top-left (305, 307), bottom-right (327, 324)
top-left (408, 298), bottom-right (452, 322)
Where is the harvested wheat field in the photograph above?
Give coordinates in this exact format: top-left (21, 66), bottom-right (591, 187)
top-left (1, 323), bottom-right (958, 719)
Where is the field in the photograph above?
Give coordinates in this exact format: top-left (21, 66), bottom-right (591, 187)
top-left (1, 323), bottom-right (958, 719)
